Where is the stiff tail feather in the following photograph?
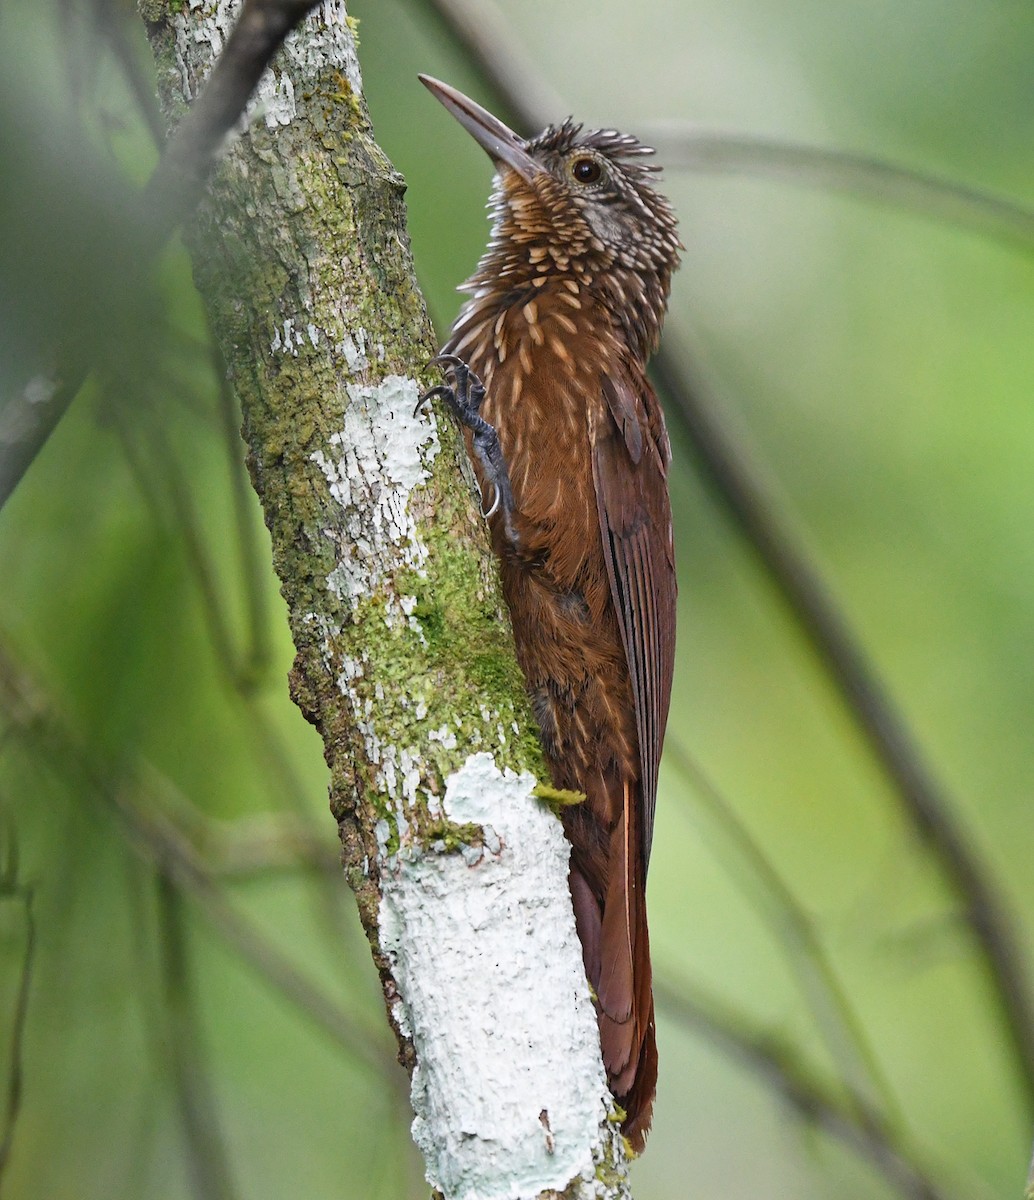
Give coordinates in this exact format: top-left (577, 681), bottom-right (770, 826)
top-left (567, 774), bottom-right (656, 1151)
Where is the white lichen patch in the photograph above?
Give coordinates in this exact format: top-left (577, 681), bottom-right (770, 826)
top-left (379, 753), bottom-right (615, 1200)
top-left (270, 317), bottom-right (307, 355)
top-left (254, 66), bottom-right (296, 128)
top-left (428, 725), bottom-right (458, 751)
top-left (312, 373), bottom-right (439, 612)
top-left (339, 329), bottom-right (369, 374)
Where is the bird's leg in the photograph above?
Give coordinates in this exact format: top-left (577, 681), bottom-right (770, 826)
top-left (418, 354), bottom-right (518, 545)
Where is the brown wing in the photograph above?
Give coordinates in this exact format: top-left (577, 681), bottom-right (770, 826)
top-left (592, 366), bottom-right (677, 871)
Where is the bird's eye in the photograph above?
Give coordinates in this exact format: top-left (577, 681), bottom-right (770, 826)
top-left (570, 157), bottom-right (603, 185)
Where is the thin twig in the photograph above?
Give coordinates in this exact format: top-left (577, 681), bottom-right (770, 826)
top-left (95, 0), bottom-right (283, 700)
top-left (416, 0), bottom-right (1034, 1113)
top-left (113, 408), bottom-right (243, 682)
top-left (93, 0), bottom-right (168, 148)
top-left (0, 814), bottom-right (34, 1184)
top-left (654, 973), bottom-right (957, 1200)
top-left (156, 876), bottom-right (242, 1200)
top-left (666, 739), bottom-right (898, 1125)
top-left (185, 812), bottom-right (339, 880)
top-left (640, 127), bottom-right (1034, 253)
top-left (408, 0), bottom-right (567, 122)
top-left (208, 330), bottom-right (275, 689)
top-left (0, 0), bottom-right (322, 511)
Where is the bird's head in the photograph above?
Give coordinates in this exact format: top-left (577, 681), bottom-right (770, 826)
top-left (419, 75), bottom-right (681, 307)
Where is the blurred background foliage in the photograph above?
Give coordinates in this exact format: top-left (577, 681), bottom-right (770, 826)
top-left (1, 0), bottom-right (1033, 1197)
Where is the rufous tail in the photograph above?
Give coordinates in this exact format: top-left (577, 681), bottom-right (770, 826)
top-left (566, 772), bottom-right (656, 1152)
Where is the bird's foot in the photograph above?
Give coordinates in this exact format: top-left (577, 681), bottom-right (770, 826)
top-left (418, 355), bottom-right (518, 544)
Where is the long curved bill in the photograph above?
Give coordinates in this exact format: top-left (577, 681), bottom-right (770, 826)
top-left (418, 75), bottom-right (545, 183)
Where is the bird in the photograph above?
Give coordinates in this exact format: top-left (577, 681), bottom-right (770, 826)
top-left (418, 75), bottom-right (680, 1152)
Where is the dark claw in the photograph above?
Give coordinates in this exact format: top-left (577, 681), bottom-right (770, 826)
top-left (418, 354), bottom-right (518, 545)
top-left (430, 353), bottom-right (469, 370)
top-left (414, 384), bottom-right (451, 418)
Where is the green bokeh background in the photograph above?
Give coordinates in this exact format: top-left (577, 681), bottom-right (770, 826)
top-left (1, 1), bottom-right (1033, 1197)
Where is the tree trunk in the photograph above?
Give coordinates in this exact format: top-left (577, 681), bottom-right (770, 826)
top-left (140, 2), bottom-right (631, 1195)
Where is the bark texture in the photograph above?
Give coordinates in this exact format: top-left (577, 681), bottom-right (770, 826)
top-left (141, 2), bottom-right (632, 1195)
